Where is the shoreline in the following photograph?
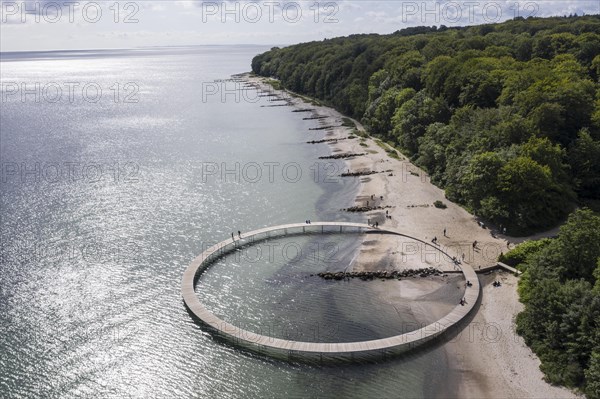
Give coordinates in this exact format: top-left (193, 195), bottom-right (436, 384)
top-left (241, 73), bottom-right (580, 399)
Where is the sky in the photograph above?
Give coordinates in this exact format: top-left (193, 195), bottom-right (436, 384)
top-left (1, 0), bottom-right (599, 52)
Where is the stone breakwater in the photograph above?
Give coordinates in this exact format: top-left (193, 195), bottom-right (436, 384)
top-left (316, 267), bottom-right (443, 281)
top-left (341, 169), bottom-right (392, 177)
top-left (342, 205), bottom-right (393, 213)
top-left (318, 153), bottom-right (366, 160)
top-left (307, 137), bottom-right (347, 144)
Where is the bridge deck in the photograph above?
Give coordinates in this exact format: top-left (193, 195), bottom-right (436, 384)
top-left (182, 222), bottom-right (480, 357)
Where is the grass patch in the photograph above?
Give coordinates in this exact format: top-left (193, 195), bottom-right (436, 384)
top-left (264, 79), bottom-right (282, 90)
top-left (386, 149), bottom-right (400, 160)
top-left (499, 238), bottom-right (553, 269)
top-left (342, 117), bottom-right (356, 128)
top-left (374, 139), bottom-right (386, 149)
top-left (355, 129), bottom-right (368, 138)
top-left (373, 139), bottom-right (401, 160)
top-left (378, 140), bottom-right (410, 159)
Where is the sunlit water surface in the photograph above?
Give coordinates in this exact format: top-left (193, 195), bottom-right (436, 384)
top-left (1, 46), bottom-right (452, 398)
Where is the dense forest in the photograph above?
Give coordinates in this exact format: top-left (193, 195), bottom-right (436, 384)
top-left (252, 15), bottom-right (600, 234)
top-left (501, 209), bottom-right (600, 398)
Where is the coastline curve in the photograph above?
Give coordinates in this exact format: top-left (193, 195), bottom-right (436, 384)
top-left (181, 222), bottom-right (480, 360)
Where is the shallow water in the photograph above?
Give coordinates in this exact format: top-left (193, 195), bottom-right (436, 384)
top-left (1, 46), bottom-right (453, 398)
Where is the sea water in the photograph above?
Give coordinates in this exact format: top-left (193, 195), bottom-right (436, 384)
top-left (0, 46), bottom-right (450, 398)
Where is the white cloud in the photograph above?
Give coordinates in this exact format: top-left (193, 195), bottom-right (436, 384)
top-left (1, 0), bottom-right (598, 51)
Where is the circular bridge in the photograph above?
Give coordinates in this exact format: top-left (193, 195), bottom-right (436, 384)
top-left (182, 222), bottom-right (479, 360)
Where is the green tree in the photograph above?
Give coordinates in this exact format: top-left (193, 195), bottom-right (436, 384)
top-left (423, 55), bottom-right (454, 97)
top-left (460, 151), bottom-right (505, 210)
top-left (497, 156), bottom-right (567, 230)
top-left (499, 238), bottom-right (553, 269)
top-left (252, 15), bottom-right (600, 234)
top-left (516, 209), bottom-right (600, 391)
top-left (570, 129), bottom-right (600, 198)
top-left (521, 136), bottom-right (570, 183)
top-left (592, 55), bottom-right (600, 81)
top-left (388, 50), bottom-right (424, 90)
top-left (585, 351), bottom-right (600, 399)
top-left (595, 259), bottom-right (600, 294)
top-left (550, 208), bottom-right (600, 283)
top-left (391, 90), bottom-right (449, 154)
top-left (415, 122), bottom-right (454, 184)
top-left (364, 87), bottom-right (414, 137)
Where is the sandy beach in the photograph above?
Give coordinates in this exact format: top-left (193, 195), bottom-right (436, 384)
top-left (243, 74), bottom-right (580, 398)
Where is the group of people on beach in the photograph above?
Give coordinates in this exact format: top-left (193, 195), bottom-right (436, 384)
top-left (432, 228), bottom-right (450, 245)
top-left (366, 195), bottom-right (384, 206)
top-left (364, 194), bottom-right (388, 226)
